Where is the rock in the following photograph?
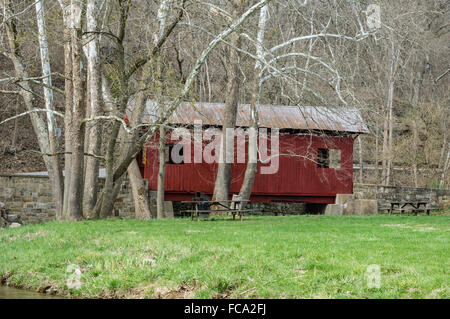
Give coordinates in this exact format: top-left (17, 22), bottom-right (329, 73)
top-left (326, 194), bottom-right (378, 215)
top-left (325, 204), bottom-right (343, 215)
top-left (335, 194), bottom-right (355, 205)
top-left (164, 201), bottom-right (174, 218)
top-left (9, 222), bottom-right (21, 228)
top-left (6, 214), bottom-right (21, 223)
top-left (356, 199), bottom-right (378, 215)
top-left (6, 214), bottom-right (23, 224)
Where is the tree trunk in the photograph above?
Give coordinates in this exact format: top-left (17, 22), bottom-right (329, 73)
top-left (381, 101), bottom-right (389, 185)
top-left (129, 159), bottom-right (151, 219)
top-left (35, 0), bottom-right (64, 219)
top-left (383, 42), bottom-right (397, 186)
top-left (213, 1), bottom-right (243, 202)
top-left (386, 79), bottom-right (394, 186)
top-left (358, 135), bottom-right (363, 184)
top-left (61, 0), bottom-right (73, 220)
top-left (98, 0), bottom-right (130, 219)
top-left (157, 125), bottom-right (166, 219)
top-left (239, 4), bottom-right (268, 201)
top-left (440, 144), bottom-right (450, 188)
top-left (438, 128), bottom-right (447, 171)
top-left (11, 102), bottom-right (19, 151)
top-left (411, 119), bottom-right (419, 187)
top-left (155, 0), bottom-right (170, 219)
top-left (437, 99), bottom-right (448, 177)
top-left (125, 69), bottom-right (152, 219)
top-left (65, 1), bottom-right (86, 220)
top-left (83, 0), bottom-right (103, 218)
top-left (122, 74), bottom-right (152, 220)
top-left (99, 114), bottom-right (122, 219)
top-left (375, 120), bottom-right (379, 182)
top-left (410, 59), bottom-right (427, 188)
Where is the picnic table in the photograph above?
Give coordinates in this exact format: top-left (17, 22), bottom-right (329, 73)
top-left (181, 198), bottom-right (253, 221)
top-left (388, 202), bottom-right (430, 216)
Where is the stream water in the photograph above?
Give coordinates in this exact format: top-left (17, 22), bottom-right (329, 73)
top-left (0, 285), bottom-right (64, 299)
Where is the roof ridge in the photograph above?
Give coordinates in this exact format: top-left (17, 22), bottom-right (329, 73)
top-left (132, 99), bottom-right (370, 134)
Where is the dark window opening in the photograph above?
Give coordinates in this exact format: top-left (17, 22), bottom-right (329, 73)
top-left (317, 148), bottom-right (341, 169)
top-left (317, 148), bottom-right (329, 168)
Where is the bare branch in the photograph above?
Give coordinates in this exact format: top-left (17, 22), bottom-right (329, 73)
top-left (0, 109), bottom-right (64, 126)
top-left (435, 68), bottom-right (450, 84)
top-left (125, 1), bottom-right (186, 80)
top-left (0, 89), bottom-right (19, 94)
top-left (112, 0), bottom-right (274, 183)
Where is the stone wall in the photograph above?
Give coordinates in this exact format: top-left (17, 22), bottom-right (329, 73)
top-left (251, 202), bottom-right (307, 215)
top-left (0, 174), bottom-right (135, 224)
top-left (1, 173), bottom-right (448, 223)
top-left (100, 178), bottom-right (136, 218)
top-left (172, 199), bottom-right (307, 216)
top-left (353, 183), bottom-right (450, 212)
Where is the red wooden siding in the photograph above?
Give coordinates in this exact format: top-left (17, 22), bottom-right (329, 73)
top-left (140, 131), bottom-right (354, 204)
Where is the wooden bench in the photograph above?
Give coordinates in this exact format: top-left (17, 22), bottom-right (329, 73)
top-left (181, 196), bottom-right (253, 221)
top-left (181, 209), bottom-right (254, 221)
top-left (387, 202), bottom-right (430, 216)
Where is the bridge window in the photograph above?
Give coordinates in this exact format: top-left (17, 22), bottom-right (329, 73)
top-left (317, 148), bottom-right (341, 169)
top-left (317, 148), bottom-right (329, 168)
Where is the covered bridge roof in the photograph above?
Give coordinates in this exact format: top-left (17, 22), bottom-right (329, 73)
top-left (129, 101), bottom-right (369, 134)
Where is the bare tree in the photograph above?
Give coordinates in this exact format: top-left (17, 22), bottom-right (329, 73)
top-left (82, 0), bottom-right (104, 217)
top-left (2, 0), bottom-right (55, 202)
top-left (156, 0), bottom-right (171, 219)
top-left (212, 0), bottom-right (244, 203)
top-left (239, 3), bottom-right (268, 201)
top-left (64, 0), bottom-right (87, 220)
top-left (35, 0), bottom-right (64, 217)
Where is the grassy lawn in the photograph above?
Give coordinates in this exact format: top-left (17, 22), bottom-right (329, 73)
top-left (0, 215), bottom-right (449, 298)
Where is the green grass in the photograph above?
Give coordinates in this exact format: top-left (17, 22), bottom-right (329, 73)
top-left (0, 215), bottom-right (449, 298)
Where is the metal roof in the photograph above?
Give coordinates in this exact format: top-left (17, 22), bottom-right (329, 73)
top-left (129, 100), bottom-right (369, 134)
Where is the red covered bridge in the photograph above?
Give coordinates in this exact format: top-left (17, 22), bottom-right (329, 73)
top-left (132, 101), bottom-right (369, 204)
